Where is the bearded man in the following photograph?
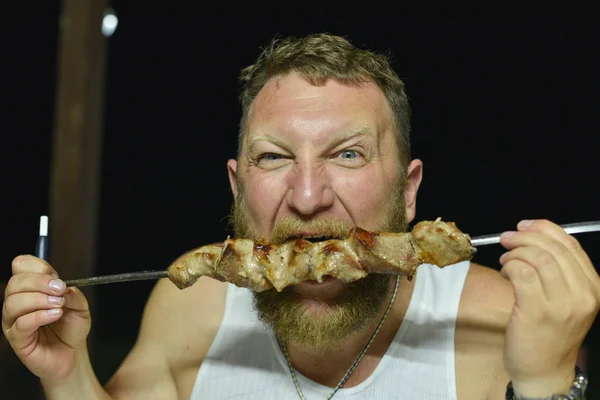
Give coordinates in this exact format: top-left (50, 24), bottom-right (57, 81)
top-left (3, 33), bottom-right (597, 400)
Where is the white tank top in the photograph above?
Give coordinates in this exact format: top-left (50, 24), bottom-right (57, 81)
top-left (190, 261), bottom-right (470, 400)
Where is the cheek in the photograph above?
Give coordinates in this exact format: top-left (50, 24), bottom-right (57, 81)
top-left (243, 173), bottom-right (287, 222)
top-left (331, 172), bottom-right (391, 224)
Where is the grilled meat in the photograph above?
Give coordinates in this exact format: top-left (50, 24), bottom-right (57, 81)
top-left (167, 218), bottom-right (474, 292)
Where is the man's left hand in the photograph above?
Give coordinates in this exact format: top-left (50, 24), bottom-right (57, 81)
top-left (499, 219), bottom-right (599, 397)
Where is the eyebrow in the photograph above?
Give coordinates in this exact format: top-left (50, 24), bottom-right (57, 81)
top-left (248, 134), bottom-right (290, 150)
top-left (248, 126), bottom-right (374, 150)
top-left (327, 126), bottom-right (374, 149)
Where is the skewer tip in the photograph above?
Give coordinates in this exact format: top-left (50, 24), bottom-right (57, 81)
top-left (39, 215), bottom-right (48, 236)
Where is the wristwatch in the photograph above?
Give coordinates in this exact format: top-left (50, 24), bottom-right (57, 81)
top-left (505, 366), bottom-right (588, 400)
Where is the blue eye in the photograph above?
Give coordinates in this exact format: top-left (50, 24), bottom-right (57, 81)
top-left (339, 150), bottom-right (358, 159)
top-left (262, 153), bottom-right (281, 161)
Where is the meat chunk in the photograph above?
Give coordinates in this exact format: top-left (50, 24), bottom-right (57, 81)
top-left (411, 217), bottom-right (474, 266)
top-left (167, 218), bottom-right (475, 292)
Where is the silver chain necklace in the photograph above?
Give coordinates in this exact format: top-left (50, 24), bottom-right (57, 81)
top-left (278, 275), bottom-right (400, 400)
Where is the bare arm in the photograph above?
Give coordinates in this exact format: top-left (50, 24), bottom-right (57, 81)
top-left (454, 263), bottom-right (515, 400)
top-left (103, 276), bottom-right (227, 399)
top-left (41, 346), bottom-right (114, 400)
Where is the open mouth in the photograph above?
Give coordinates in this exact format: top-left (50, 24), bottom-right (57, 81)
top-left (288, 235), bottom-right (338, 243)
top-left (304, 236), bottom-right (335, 243)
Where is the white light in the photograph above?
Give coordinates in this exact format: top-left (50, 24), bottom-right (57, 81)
top-left (102, 9), bottom-right (118, 37)
top-left (39, 215), bottom-right (48, 236)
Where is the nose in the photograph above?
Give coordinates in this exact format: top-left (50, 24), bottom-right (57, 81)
top-left (286, 161), bottom-right (334, 216)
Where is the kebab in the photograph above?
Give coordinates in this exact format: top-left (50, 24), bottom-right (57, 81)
top-left (167, 218), bottom-right (475, 292)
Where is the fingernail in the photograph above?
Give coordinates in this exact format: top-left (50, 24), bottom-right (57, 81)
top-left (49, 279), bottom-right (65, 292)
top-left (500, 231), bottom-right (516, 239)
top-left (51, 273), bottom-right (59, 279)
top-left (48, 295), bottom-right (64, 305)
top-left (499, 251), bottom-right (509, 263)
top-left (47, 308), bottom-right (61, 316)
top-left (518, 219), bottom-right (533, 229)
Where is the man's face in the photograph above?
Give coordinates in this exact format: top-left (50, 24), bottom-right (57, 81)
top-left (227, 72), bottom-right (422, 349)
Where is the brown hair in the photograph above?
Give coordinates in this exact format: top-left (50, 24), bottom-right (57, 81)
top-left (237, 33), bottom-right (412, 169)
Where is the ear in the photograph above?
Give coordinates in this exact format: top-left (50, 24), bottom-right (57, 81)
top-left (227, 158), bottom-right (239, 199)
top-left (404, 159), bottom-right (423, 223)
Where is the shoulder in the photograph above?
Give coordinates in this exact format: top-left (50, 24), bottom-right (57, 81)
top-left (140, 275), bottom-right (229, 370)
top-left (105, 274), bottom-right (229, 398)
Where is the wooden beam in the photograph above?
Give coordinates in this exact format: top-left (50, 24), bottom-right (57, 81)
top-left (50, 0), bottom-right (108, 325)
top-left (3, 5), bottom-right (108, 397)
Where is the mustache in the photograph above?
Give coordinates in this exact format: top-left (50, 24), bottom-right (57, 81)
top-left (269, 216), bottom-right (355, 245)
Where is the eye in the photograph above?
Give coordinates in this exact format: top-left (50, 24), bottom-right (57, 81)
top-left (262, 153), bottom-right (282, 161)
top-left (256, 153), bottom-right (284, 164)
top-left (253, 152), bottom-right (289, 170)
top-left (338, 150), bottom-right (359, 159)
top-left (333, 148), bottom-right (367, 168)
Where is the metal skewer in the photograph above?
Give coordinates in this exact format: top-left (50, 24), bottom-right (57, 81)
top-left (64, 270), bottom-right (168, 287)
top-left (62, 220), bottom-right (600, 288)
top-left (470, 220), bottom-right (600, 247)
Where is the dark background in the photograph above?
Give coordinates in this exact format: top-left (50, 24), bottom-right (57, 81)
top-left (1, 6), bottom-right (599, 399)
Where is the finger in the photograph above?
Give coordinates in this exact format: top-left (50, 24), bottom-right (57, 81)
top-left (517, 219), bottom-right (600, 299)
top-left (500, 258), bottom-right (548, 309)
top-left (500, 246), bottom-right (571, 302)
top-left (12, 255), bottom-right (59, 277)
top-left (4, 273), bottom-right (67, 298)
top-left (500, 230), bottom-right (587, 293)
top-left (9, 309), bottom-right (64, 349)
top-left (2, 292), bottom-right (65, 330)
top-left (62, 287), bottom-right (89, 313)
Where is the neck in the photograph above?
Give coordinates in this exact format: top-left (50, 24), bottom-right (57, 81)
top-left (282, 275), bottom-right (415, 388)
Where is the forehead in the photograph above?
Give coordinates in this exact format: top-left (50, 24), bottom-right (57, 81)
top-left (244, 73), bottom-right (395, 145)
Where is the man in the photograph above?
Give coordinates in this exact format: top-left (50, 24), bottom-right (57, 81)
top-left (2, 33), bottom-right (598, 399)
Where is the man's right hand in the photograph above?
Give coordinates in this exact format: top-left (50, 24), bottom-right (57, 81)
top-left (2, 255), bottom-right (91, 382)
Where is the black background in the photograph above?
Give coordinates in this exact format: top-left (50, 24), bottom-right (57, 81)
top-left (1, 5), bottom-right (599, 399)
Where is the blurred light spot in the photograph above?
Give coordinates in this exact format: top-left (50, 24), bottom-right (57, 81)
top-left (102, 9), bottom-right (118, 37)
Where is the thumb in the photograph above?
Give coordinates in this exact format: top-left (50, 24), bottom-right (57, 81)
top-left (52, 286), bottom-right (91, 346)
top-left (63, 287), bottom-right (90, 313)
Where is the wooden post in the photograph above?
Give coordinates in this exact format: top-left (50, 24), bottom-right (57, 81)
top-left (49, 0), bottom-right (108, 360)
